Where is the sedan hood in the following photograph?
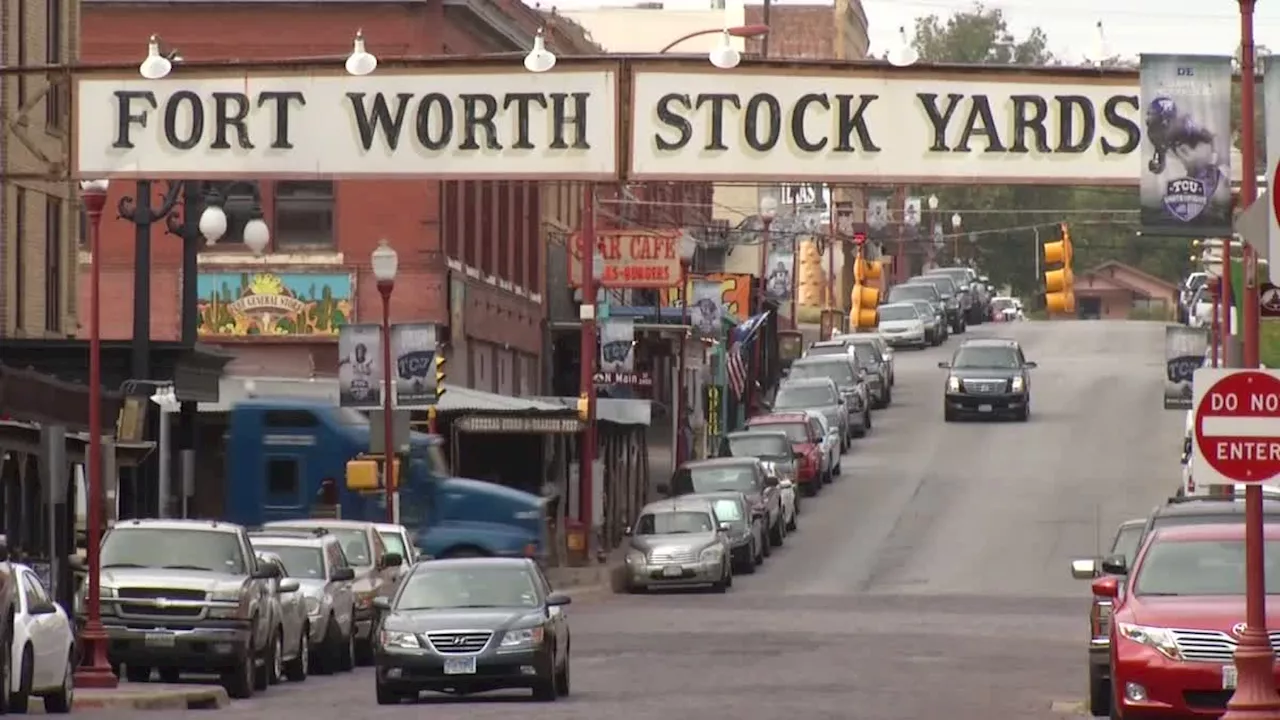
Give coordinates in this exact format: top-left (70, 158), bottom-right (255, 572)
top-left (879, 320), bottom-right (922, 332)
top-left (776, 403), bottom-right (840, 425)
top-left (629, 533), bottom-right (718, 554)
top-left (101, 567), bottom-right (246, 592)
top-left (384, 607), bottom-right (542, 634)
top-left (1124, 596), bottom-right (1280, 633)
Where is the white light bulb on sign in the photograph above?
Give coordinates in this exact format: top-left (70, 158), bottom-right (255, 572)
top-left (139, 35), bottom-right (173, 80)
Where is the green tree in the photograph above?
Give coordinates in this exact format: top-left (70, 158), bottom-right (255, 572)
top-left (907, 5), bottom-right (1184, 299)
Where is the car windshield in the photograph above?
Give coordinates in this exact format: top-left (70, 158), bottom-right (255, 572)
top-left (727, 435), bottom-right (790, 459)
top-left (887, 285), bottom-right (935, 302)
top-left (747, 421), bottom-right (808, 442)
top-left (252, 544), bottom-right (325, 579)
top-left (1134, 539), bottom-right (1280, 595)
top-left (951, 346), bottom-right (1020, 369)
top-left (805, 344), bottom-right (848, 357)
top-left (673, 466), bottom-right (756, 495)
top-left (378, 531), bottom-right (409, 560)
top-left (878, 305), bottom-right (918, 322)
top-left (710, 498), bottom-right (745, 523)
top-left (928, 271), bottom-right (970, 287)
top-left (853, 345), bottom-right (879, 366)
top-left (636, 511), bottom-right (716, 535)
top-left (102, 528), bottom-right (244, 574)
top-left (775, 385), bottom-right (836, 408)
top-left (330, 529), bottom-right (373, 567)
top-left (395, 566), bottom-right (539, 610)
top-left (1111, 526), bottom-right (1145, 565)
top-left (991, 298), bottom-right (1014, 311)
top-left (789, 361), bottom-right (855, 385)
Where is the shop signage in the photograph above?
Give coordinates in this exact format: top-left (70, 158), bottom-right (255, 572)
top-left (197, 271), bottom-right (353, 338)
top-left (456, 416), bottom-right (584, 434)
top-left (660, 273), bottom-right (753, 319)
top-left (630, 71), bottom-right (1140, 183)
top-left (76, 70), bottom-right (619, 178)
top-left (568, 229), bottom-right (681, 288)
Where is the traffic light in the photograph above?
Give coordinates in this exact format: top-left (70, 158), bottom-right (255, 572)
top-left (1043, 223), bottom-right (1076, 314)
top-left (433, 353), bottom-right (447, 403)
top-left (849, 254), bottom-right (882, 329)
top-left (576, 394), bottom-right (590, 421)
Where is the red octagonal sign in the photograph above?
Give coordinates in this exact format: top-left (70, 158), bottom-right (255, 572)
top-left (1193, 370), bottom-right (1280, 483)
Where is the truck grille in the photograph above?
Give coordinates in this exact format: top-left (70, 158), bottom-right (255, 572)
top-left (648, 548), bottom-right (697, 564)
top-left (1170, 629), bottom-right (1280, 662)
top-left (116, 588), bottom-right (208, 619)
top-left (962, 379), bottom-right (1006, 394)
top-left (426, 631), bottom-right (492, 654)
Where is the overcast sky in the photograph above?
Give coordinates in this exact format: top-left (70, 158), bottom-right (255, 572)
top-left (533, 0), bottom-right (1280, 62)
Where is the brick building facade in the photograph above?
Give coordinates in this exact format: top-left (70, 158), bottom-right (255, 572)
top-left (79, 0), bottom-right (597, 393)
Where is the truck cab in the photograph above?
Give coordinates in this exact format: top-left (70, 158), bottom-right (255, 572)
top-left (225, 399), bottom-right (547, 560)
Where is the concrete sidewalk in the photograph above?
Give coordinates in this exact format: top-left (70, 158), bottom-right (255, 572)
top-left (55, 683), bottom-right (229, 712)
top-left (546, 549), bottom-right (627, 598)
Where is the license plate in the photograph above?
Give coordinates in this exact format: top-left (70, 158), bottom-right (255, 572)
top-left (662, 565), bottom-right (684, 577)
top-left (1224, 663), bottom-right (1238, 689)
top-left (978, 404), bottom-right (993, 413)
top-left (144, 632), bottom-right (176, 648)
top-left (443, 657), bottom-right (476, 675)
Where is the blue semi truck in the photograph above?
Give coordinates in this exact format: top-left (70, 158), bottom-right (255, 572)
top-left (223, 398), bottom-right (546, 558)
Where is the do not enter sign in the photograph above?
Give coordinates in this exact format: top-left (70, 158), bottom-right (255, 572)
top-left (1192, 369), bottom-right (1280, 484)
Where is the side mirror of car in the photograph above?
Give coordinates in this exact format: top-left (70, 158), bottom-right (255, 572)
top-left (1070, 558), bottom-right (1099, 580)
top-left (1100, 554), bottom-right (1128, 576)
top-left (331, 567), bottom-right (356, 582)
top-left (1091, 576), bottom-right (1120, 598)
top-left (381, 552), bottom-right (404, 568)
top-left (623, 526), bottom-right (633, 536)
top-left (717, 522), bottom-right (731, 533)
top-left (937, 361), bottom-right (951, 369)
top-left (779, 479), bottom-right (794, 489)
top-left (546, 592), bottom-right (572, 607)
top-left (372, 596), bottom-right (391, 611)
top-left (1024, 361), bottom-right (1038, 369)
top-left (252, 564), bottom-right (281, 580)
top-left (278, 579), bottom-right (300, 594)
top-left (837, 397), bottom-right (845, 405)
top-left (655, 483), bottom-right (671, 496)
top-left (764, 475), bottom-right (779, 488)
top-left (28, 600), bottom-right (57, 616)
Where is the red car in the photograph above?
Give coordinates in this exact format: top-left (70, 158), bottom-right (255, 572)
top-left (1098, 523), bottom-right (1280, 718)
top-left (744, 412), bottom-right (824, 496)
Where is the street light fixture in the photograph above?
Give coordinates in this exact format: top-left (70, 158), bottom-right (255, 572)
top-left (199, 189), bottom-right (271, 254)
top-left (139, 35), bottom-right (172, 80)
top-left (759, 196), bottom-right (779, 222)
top-left (951, 213), bottom-right (962, 230)
top-left (888, 27), bottom-right (919, 68)
top-left (927, 195), bottom-right (939, 211)
top-left (345, 30), bottom-right (378, 77)
top-left (675, 231), bottom-right (698, 466)
top-left (709, 31), bottom-right (741, 70)
top-left (524, 29), bottom-right (557, 74)
top-left (371, 240), bottom-right (399, 523)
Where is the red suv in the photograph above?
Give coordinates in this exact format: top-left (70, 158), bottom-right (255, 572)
top-left (1097, 523), bottom-right (1280, 718)
top-left (745, 413), bottom-right (824, 496)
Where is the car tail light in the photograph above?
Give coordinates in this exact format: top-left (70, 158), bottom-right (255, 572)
top-left (1091, 600), bottom-right (1113, 638)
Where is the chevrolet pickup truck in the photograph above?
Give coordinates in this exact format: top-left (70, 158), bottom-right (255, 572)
top-left (86, 519), bottom-right (279, 698)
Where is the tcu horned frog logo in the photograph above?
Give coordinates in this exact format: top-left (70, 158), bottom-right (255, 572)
top-left (1164, 177), bottom-right (1211, 223)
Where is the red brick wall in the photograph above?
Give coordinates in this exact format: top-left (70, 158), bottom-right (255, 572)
top-left (79, 2), bottom-right (544, 371)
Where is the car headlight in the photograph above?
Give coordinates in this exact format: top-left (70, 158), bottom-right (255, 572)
top-left (947, 375), bottom-right (961, 392)
top-left (699, 546), bottom-right (723, 563)
top-left (1011, 376), bottom-right (1025, 393)
top-left (626, 550), bottom-right (647, 565)
top-left (304, 596), bottom-right (322, 616)
top-left (1117, 623), bottom-right (1182, 660)
top-left (379, 629), bottom-right (423, 649)
top-left (210, 589), bottom-right (241, 603)
top-left (500, 626), bottom-right (545, 648)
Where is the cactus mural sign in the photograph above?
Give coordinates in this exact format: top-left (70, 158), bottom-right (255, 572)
top-left (196, 271), bottom-right (354, 338)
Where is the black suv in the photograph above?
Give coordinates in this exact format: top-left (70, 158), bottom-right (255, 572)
top-left (906, 275), bottom-right (966, 333)
top-left (938, 338), bottom-right (1035, 422)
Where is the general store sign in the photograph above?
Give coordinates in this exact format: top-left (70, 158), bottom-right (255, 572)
top-left (76, 70), bottom-right (619, 179)
top-left (567, 229), bottom-right (681, 288)
top-left (75, 62), bottom-right (1144, 184)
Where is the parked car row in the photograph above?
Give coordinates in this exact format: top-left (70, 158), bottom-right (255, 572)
top-left (1068, 482), bottom-right (1280, 718)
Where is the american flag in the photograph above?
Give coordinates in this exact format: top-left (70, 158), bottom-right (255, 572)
top-left (727, 311), bottom-right (769, 400)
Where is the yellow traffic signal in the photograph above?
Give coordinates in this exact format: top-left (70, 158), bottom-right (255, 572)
top-left (434, 353), bottom-right (447, 402)
top-left (576, 394), bottom-right (590, 422)
top-left (863, 260), bottom-right (882, 281)
top-left (1044, 267), bottom-right (1074, 293)
top-left (1043, 223), bottom-right (1075, 316)
top-left (1045, 290), bottom-right (1076, 314)
top-left (1043, 240), bottom-right (1066, 266)
top-left (849, 285), bottom-right (880, 329)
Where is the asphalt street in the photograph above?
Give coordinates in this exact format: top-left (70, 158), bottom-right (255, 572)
top-left (75, 321), bottom-right (1181, 719)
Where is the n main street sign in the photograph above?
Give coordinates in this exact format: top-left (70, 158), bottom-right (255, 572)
top-left (74, 59), bottom-right (1144, 184)
top-left (1192, 368), bottom-right (1280, 484)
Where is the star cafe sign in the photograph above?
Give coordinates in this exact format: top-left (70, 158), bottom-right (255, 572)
top-left (568, 228), bottom-right (682, 289)
top-left (76, 63), bottom-right (1142, 184)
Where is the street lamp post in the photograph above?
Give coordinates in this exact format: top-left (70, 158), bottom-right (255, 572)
top-left (676, 233), bottom-right (698, 466)
top-left (927, 194), bottom-right (940, 269)
top-left (77, 178), bottom-right (116, 689)
top-left (950, 212), bottom-right (962, 262)
top-left (1222, 0), bottom-right (1280, 716)
top-left (578, 186), bottom-right (603, 555)
top-left (753, 197), bottom-right (778, 414)
top-left (371, 241), bottom-right (399, 525)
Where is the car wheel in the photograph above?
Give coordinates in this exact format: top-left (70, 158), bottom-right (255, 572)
top-left (554, 648), bottom-right (571, 697)
top-left (343, 626), bottom-right (357, 671)
top-left (761, 532), bottom-right (772, 557)
top-left (834, 460), bottom-right (842, 476)
top-left (709, 566), bottom-right (730, 594)
top-left (865, 410), bottom-right (872, 430)
top-left (944, 407), bottom-right (958, 423)
top-left (124, 664), bottom-right (151, 683)
top-left (375, 677), bottom-right (406, 705)
top-left (9, 646), bottom-right (31, 714)
top-left (531, 669), bottom-right (559, 701)
top-left (884, 387), bottom-right (892, 406)
top-left (1016, 406), bottom-right (1030, 422)
top-left (285, 625), bottom-right (309, 682)
top-left (43, 649), bottom-right (74, 714)
top-left (253, 629), bottom-right (275, 691)
top-left (268, 629), bottom-right (285, 685)
top-left (786, 508), bottom-right (798, 532)
top-left (769, 518), bottom-right (785, 546)
top-left (221, 650), bottom-right (255, 700)
top-left (1088, 664), bottom-right (1110, 717)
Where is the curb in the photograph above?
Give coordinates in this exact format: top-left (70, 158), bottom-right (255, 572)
top-left (73, 685), bottom-right (230, 711)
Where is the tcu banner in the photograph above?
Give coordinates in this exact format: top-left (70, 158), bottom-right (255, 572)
top-left (1165, 324), bottom-right (1209, 410)
top-left (391, 323), bottom-right (438, 408)
top-left (1138, 54), bottom-right (1233, 237)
